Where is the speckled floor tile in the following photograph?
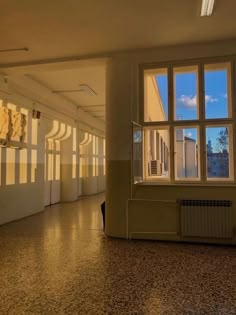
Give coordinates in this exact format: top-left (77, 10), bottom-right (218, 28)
top-left (0, 193), bottom-right (236, 314)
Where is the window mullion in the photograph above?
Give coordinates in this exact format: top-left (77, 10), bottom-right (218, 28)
top-left (168, 66), bottom-right (174, 123)
top-left (199, 63), bottom-right (205, 121)
top-left (169, 125), bottom-right (175, 182)
top-left (168, 66), bottom-right (175, 182)
top-left (200, 122), bottom-right (206, 183)
top-left (199, 63), bottom-right (205, 183)
top-left (232, 60), bottom-right (236, 181)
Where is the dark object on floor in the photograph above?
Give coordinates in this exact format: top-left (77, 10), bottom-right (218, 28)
top-left (101, 201), bottom-right (105, 230)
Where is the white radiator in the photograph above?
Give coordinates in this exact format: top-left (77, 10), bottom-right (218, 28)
top-left (179, 200), bottom-right (233, 239)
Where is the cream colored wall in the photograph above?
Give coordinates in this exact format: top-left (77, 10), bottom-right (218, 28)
top-left (79, 130), bottom-right (106, 196)
top-left (0, 109), bottom-right (103, 224)
top-left (106, 39), bottom-right (236, 243)
top-left (0, 114), bottom-right (49, 225)
top-left (61, 137), bottom-right (78, 202)
top-left (0, 76), bottom-right (105, 224)
top-left (0, 175), bottom-right (44, 224)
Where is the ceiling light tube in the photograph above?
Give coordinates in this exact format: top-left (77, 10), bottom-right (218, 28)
top-left (79, 84), bottom-right (97, 96)
top-left (52, 89), bottom-right (82, 93)
top-left (201, 0), bottom-right (215, 16)
top-left (52, 84), bottom-right (97, 96)
top-left (0, 47), bottom-right (29, 53)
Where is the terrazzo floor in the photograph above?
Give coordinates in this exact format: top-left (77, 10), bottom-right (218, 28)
top-left (0, 193), bottom-right (236, 315)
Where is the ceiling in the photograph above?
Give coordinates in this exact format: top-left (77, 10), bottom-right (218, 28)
top-left (0, 60), bottom-right (107, 131)
top-left (0, 0), bottom-right (236, 66)
top-left (0, 0), bottom-right (235, 133)
top-left (27, 64), bottom-right (106, 120)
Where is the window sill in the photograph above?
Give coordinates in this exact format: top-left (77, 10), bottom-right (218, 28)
top-left (135, 181), bottom-right (236, 187)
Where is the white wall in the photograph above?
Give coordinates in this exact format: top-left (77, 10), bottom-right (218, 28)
top-left (0, 114), bottom-right (49, 225)
top-left (0, 107), bottom-right (106, 225)
top-left (79, 130), bottom-right (106, 196)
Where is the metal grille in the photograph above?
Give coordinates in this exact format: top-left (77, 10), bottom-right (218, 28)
top-left (179, 199), bottom-right (233, 239)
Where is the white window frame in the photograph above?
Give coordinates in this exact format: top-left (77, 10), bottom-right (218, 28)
top-left (140, 58), bottom-right (235, 184)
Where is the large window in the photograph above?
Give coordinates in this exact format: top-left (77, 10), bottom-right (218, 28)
top-left (142, 61), bottom-right (234, 183)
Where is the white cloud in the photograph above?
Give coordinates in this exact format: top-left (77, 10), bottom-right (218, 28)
top-left (178, 94), bottom-right (218, 108)
top-left (186, 132), bottom-right (192, 137)
top-left (205, 95), bottom-right (218, 103)
top-left (178, 95), bottom-right (197, 108)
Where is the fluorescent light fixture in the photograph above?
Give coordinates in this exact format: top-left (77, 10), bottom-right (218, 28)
top-left (52, 84), bottom-right (97, 96)
top-left (79, 84), bottom-right (97, 96)
top-left (201, 0), bottom-right (215, 16)
top-left (52, 89), bottom-right (82, 93)
top-left (0, 47), bottom-right (29, 53)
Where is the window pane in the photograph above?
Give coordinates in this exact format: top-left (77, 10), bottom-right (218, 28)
top-left (175, 127), bottom-right (199, 180)
top-left (144, 128), bottom-right (169, 180)
top-left (144, 68), bottom-right (168, 122)
top-left (204, 63), bottom-right (231, 119)
top-left (174, 66), bottom-right (198, 120)
top-left (206, 126), bottom-right (232, 179)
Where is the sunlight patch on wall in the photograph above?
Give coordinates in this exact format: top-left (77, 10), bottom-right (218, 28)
top-left (48, 153), bottom-right (53, 181)
top-left (44, 153), bottom-right (47, 181)
top-left (55, 140), bottom-right (60, 152)
top-left (53, 123), bottom-right (66, 140)
top-left (0, 147), bottom-right (1, 185)
top-left (73, 128), bottom-right (76, 151)
top-left (31, 149), bottom-right (37, 183)
top-left (60, 125), bottom-right (71, 141)
top-left (6, 148), bottom-right (15, 185)
top-left (79, 157), bottom-right (83, 178)
top-left (56, 154), bottom-right (60, 180)
top-left (93, 135), bottom-right (96, 155)
top-left (31, 118), bottom-right (38, 145)
top-left (93, 158), bottom-right (95, 176)
top-left (7, 103), bottom-right (16, 111)
top-left (103, 157), bottom-right (106, 176)
top-left (72, 154), bottom-right (76, 179)
top-left (19, 149), bottom-right (27, 184)
top-left (46, 120), bottom-right (59, 139)
top-left (20, 108), bottom-right (28, 116)
top-left (0, 107), bottom-right (9, 140)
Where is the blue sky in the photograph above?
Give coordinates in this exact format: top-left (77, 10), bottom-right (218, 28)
top-left (156, 69), bottom-right (229, 151)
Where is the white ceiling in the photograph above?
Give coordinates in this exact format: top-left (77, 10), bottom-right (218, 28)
top-left (27, 64), bottom-right (106, 120)
top-left (0, 0), bottom-right (236, 66)
top-left (0, 0), bottom-right (235, 132)
top-left (1, 60), bottom-right (107, 129)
